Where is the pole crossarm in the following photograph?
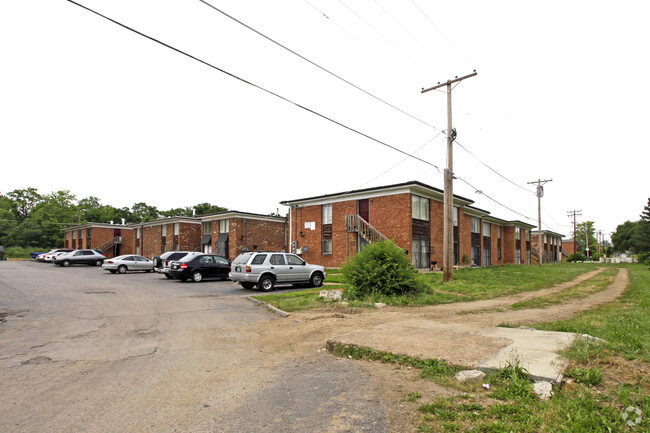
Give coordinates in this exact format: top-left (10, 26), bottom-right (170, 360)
top-left (421, 71), bottom-right (478, 93)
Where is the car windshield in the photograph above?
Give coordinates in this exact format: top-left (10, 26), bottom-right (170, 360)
top-left (232, 252), bottom-right (254, 264)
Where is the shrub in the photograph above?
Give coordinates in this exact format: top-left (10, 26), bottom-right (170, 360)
top-left (342, 240), bottom-right (426, 299)
top-left (567, 253), bottom-right (587, 262)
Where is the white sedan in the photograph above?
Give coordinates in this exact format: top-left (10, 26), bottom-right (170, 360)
top-left (102, 255), bottom-right (154, 274)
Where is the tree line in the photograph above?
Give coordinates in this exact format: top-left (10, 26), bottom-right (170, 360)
top-left (0, 188), bottom-right (227, 249)
top-left (611, 198), bottom-right (650, 259)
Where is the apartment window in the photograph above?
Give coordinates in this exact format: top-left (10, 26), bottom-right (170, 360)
top-left (174, 223), bottom-right (179, 236)
top-left (483, 222), bottom-right (491, 237)
top-left (412, 238), bottom-right (429, 269)
top-left (136, 228), bottom-right (141, 239)
top-left (322, 204), bottom-right (332, 225)
top-left (526, 230), bottom-right (531, 242)
top-left (162, 225), bottom-right (167, 237)
top-left (453, 206), bottom-right (459, 227)
top-left (471, 246), bottom-right (481, 266)
top-left (322, 238), bottom-right (332, 255)
top-left (219, 219), bottom-right (229, 233)
top-left (454, 242), bottom-right (459, 265)
top-left (515, 227), bottom-right (521, 240)
top-left (203, 221), bottom-right (211, 233)
top-left (411, 195), bottom-right (429, 221)
top-left (483, 247), bottom-right (491, 266)
top-left (516, 248), bottom-right (522, 264)
top-left (72, 231), bottom-right (77, 240)
top-left (471, 217), bottom-right (480, 234)
top-left (86, 228), bottom-right (92, 238)
top-left (497, 226), bottom-right (502, 259)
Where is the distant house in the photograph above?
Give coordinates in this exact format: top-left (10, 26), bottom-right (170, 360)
top-left (280, 181), bottom-right (535, 269)
top-left (62, 222), bottom-right (133, 258)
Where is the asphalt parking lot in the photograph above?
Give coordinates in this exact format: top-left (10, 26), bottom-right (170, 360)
top-left (0, 260), bottom-right (387, 433)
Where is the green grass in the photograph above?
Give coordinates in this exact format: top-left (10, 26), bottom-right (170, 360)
top-left (254, 263), bottom-right (596, 312)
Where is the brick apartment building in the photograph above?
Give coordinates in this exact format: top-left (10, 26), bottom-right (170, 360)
top-left (63, 222), bottom-right (134, 258)
top-left (197, 211), bottom-right (287, 260)
top-left (529, 230), bottom-right (565, 263)
top-left (280, 181), bottom-right (535, 269)
top-left (62, 212), bottom-right (287, 261)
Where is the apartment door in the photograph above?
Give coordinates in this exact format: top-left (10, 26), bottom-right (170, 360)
top-left (358, 199), bottom-right (370, 223)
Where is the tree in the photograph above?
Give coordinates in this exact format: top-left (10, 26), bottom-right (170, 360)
top-left (0, 194), bottom-right (18, 246)
top-left (612, 221), bottom-right (640, 253)
top-left (576, 221), bottom-right (598, 257)
top-left (637, 198), bottom-right (650, 252)
top-left (160, 207), bottom-right (194, 218)
top-left (7, 188), bottom-right (42, 221)
top-left (30, 191), bottom-right (79, 247)
top-left (130, 202), bottom-right (159, 223)
top-left (193, 202), bottom-right (228, 216)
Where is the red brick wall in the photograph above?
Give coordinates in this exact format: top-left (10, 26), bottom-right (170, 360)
top-left (459, 210), bottom-right (472, 264)
top-left (142, 225), bottom-right (162, 258)
top-left (227, 218), bottom-right (286, 260)
top-left (429, 200), bottom-right (444, 265)
top-left (180, 223), bottom-right (201, 252)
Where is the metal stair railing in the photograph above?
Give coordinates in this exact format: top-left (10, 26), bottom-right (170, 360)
top-left (96, 236), bottom-right (124, 252)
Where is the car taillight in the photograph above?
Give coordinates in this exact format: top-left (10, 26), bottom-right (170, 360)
top-left (246, 266), bottom-right (251, 273)
top-left (180, 263), bottom-right (188, 269)
top-left (165, 261), bottom-right (169, 266)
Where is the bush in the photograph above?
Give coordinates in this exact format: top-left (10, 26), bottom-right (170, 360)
top-left (342, 240), bottom-right (426, 299)
top-left (567, 253), bottom-right (587, 262)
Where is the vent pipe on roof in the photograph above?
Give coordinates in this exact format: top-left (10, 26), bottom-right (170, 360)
top-left (110, 221), bottom-right (114, 225)
top-left (121, 218), bottom-right (125, 225)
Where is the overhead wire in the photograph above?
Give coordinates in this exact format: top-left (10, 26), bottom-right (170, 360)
top-left (66, 0), bottom-right (442, 172)
top-left (199, 0), bottom-right (439, 131)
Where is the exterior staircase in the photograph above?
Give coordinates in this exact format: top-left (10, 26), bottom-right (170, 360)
top-left (96, 236), bottom-right (124, 252)
top-left (530, 248), bottom-right (549, 265)
top-left (345, 214), bottom-right (389, 246)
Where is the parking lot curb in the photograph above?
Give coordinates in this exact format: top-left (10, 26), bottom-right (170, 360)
top-left (245, 296), bottom-right (290, 318)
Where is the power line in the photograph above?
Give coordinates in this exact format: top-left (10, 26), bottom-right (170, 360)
top-left (454, 175), bottom-right (533, 221)
top-left (198, 0), bottom-right (439, 130)
top-left (455, 139), bottom-right (535, 194)
top-left (66, 0), bottom-right (441, 171)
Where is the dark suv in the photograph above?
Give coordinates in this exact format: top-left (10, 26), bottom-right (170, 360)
top-left (168, 253), bottom-right (231, 282)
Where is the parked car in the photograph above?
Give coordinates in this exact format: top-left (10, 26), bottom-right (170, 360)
top-left (168, 253), bottom-right (230, 282)
top-left (153, 251), bottom-right (191, 279)
top-left (229, 251), bottom-right (326, 291)
top-left (36, 249), bottom-right (72, 262)
top-left (53, 249), bottom-right (106, 267)
top-left (46, 251), bottom-right (70, 262)
top-left (102, 255), bottom-right (154, 274)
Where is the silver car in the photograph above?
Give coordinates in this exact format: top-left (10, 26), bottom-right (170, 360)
top-left (102, 255), bottom-right (154, 274)
top-left (53, 249), bottom-right (106, 267)
top-left (229, 251), bottom-right (326, 291)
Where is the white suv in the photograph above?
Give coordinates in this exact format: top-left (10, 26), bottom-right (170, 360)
top-left (229, 252), bottom-right (326, 291)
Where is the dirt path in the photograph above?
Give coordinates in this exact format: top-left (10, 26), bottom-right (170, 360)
top-left (249, 267), bottom-right (630, 433)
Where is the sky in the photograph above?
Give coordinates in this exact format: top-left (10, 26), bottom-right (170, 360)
top-left (2, 0), bottom-right (649, 240)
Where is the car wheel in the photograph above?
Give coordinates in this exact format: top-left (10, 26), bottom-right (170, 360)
top-left (164, 274), bottom-right (174, 279)
top-left (94, 260), bottom-right (103, 267)
top-left (109, 270), bottom-right (117, 274)
top-left (258, 275), bottom-right (275, 292)
top-left (62, 260), bottom-right (70, 267)
top-left (241, 282), bottom-right (255, 290)
top-left (310, 272), bottom-right (324, 287)
top-left (191, 271), bottom-right (203, 282)
top-left (117, 265), bottom-right (127, 274)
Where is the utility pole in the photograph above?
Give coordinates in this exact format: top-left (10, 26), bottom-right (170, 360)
top-left (422, 70), bottom-right (477, 281)
top-left (528, 179), bottom-right (552, 266)
top-left (567, 210), bottom-right (582, 261)
top-left (585, 225), bottom-right (590, 261)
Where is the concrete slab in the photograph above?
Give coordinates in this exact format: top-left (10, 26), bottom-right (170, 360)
top-left (330, 320), bottom-right (577, 382)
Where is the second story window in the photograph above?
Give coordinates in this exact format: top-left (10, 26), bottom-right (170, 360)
top-left (516, 227), bottom-right (521, 240)
top-left (483, 222), bottom-right (491, 237)
top-left (412, 195), bottom-right (429, 221)
top-left (471, 217), bottom-right (480, 233)
top-left (453, 207), bottom-right (459, 227)
top-left (322, 204), bottom-right (332, 225)
top-left (219, 219), bottom-right (229, 233)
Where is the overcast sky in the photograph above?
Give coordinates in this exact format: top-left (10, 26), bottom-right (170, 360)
top-left (2, 0), bottom-right (648, 239)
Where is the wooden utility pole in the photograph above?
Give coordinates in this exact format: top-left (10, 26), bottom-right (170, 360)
top-left (567, 210), bottom-right (582, 261)
top-left (527, 179), bottom-right (552, 266)
top-left (422, 71), bottom-right (477, 281)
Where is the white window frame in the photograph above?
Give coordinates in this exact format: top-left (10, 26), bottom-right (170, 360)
top-left (173, 223), bottom-right (179, 236)
top-left (483, 222), bottom-right (491, 237)
top-left (411, 195), bottom-right (429, 221)
top-left (219, 219), bottom-right (229, 233)
top-left (162, 225), bottom-right (167, 237)
top-left (515, 227), bottom-right (521, 240)
top-left (453, 206), bottom-right (459, 227)
top-left (322, 204), bottom-right (332, 225)
top-left (471, 217), bottom-right (480, 234)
